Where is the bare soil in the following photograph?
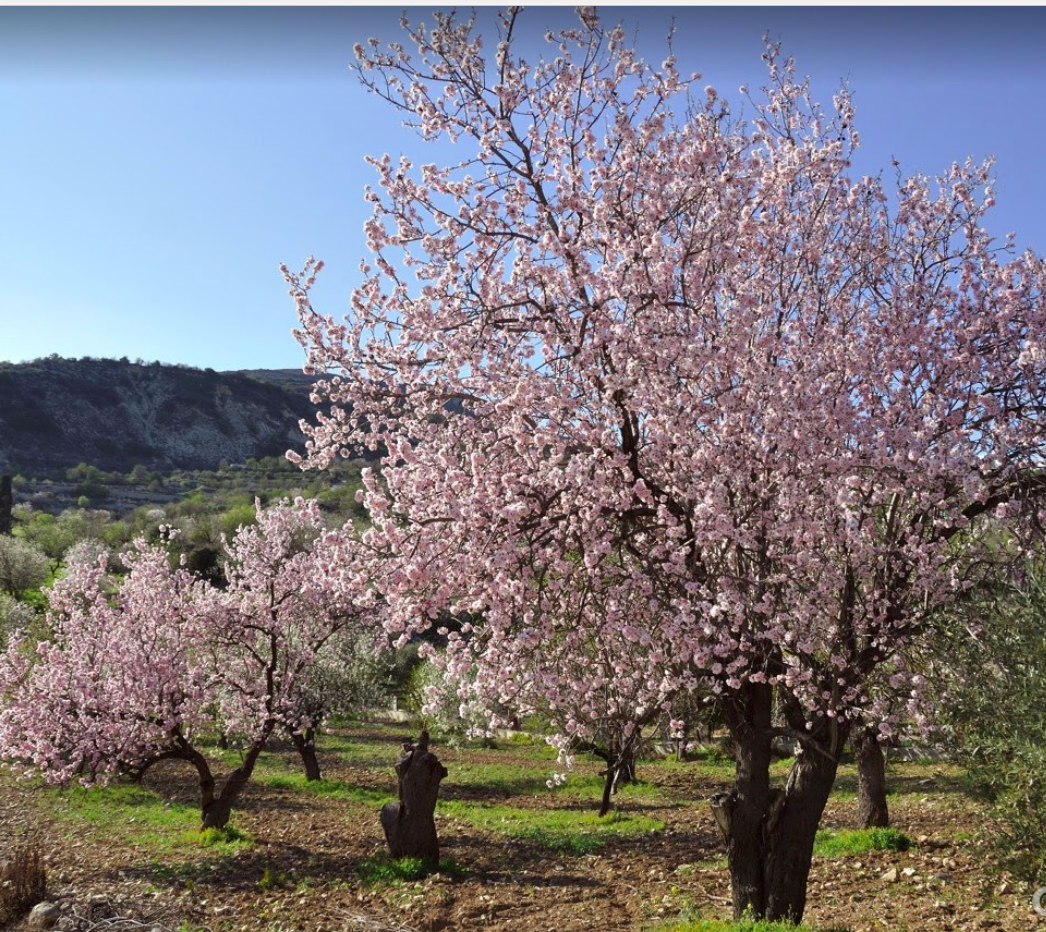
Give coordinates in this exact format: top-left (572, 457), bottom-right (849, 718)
top-left (1, 721), bottom-right (1043, 932)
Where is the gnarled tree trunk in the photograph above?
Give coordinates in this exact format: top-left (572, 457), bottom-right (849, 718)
top-left (168, 730), bottom-right (270, 830)
top-left (200, 740), bottom-right (266, 830)
top-left (290, 727), bottom-right (321, 781)
top-left (853, 725), bottom-right (889, 828)
top-left (715, 683), bottom-right (848, 923)
top-left (380, 730), bottom-right (447, 863)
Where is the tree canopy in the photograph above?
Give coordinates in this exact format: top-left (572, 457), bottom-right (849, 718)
top-left (285, 9), bottom-right (1046, 921)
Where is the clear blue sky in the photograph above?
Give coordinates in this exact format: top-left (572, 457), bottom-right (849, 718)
top-left (2, 6), bottom-right (1044, 372)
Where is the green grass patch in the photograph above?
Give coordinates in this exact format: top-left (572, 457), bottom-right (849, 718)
top-left (444, 759), bottom-right (561, 796)
top-left (260, 772), bottom-right (392, 806)
top-left (813, 826), bottom-right (911, 859)
top-left (673, 857), bottom-right (727, 874)
top-left (357, 852), bottom-right (467, 885)
top-left (650, 919), bottom-right (850, 932)
top-left (49, 782), bottom-right (252, 857)
top-left (194, 824), bottom-right (253, 853)
top-left (440, 799), bottom-right (663, 854)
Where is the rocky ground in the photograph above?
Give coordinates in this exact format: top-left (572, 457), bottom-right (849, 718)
top-left (1, 721), bottom-right (1043, 932)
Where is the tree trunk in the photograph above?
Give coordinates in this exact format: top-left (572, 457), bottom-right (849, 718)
top-left (763, 740), bottom-right (841, 921)
top-left (380, 730), bottom-right (448, 863)
top-left (720, 683), bottom-right (774, 918)
top-left (172, 731), bottom-right (267, 830)
top-left (675, 730), bottom-right (688, 762)
top-left (598, 765), bottom-right (615, 818)
top-left (201, 739), bottom-right (266, 829)
top-left (291, 727), bottom-right (321, 781)
top-left (853, 725), bottom-right (889, 828)
top-left (594, 729), bottom-right (641, 817)
top-left (716, 684), bottom-right (848, 924)
top-left (614, 739), bottom-right (637, 787)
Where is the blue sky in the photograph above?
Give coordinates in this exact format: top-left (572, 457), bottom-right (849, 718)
top-left (1, 6), bottom-right (1044, 372)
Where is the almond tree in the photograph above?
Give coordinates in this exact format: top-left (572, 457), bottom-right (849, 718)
top-left (203, 497), bottom-right (379, 791)
top-left (0, 501), bottom-right (377, 828)
top-left (435, 556), bottom-right (690, 816)
top-left (285, 10), bottom-right (1046, 921)
top-left (0, 537), bottom-right (216, 809)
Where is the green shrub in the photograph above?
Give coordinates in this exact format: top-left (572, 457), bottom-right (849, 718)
top-left (258, 865), bottom-right (290, 890)
top-left (197, 824), bottom-right (252, 848)
top-left (935, 562), bottom-right (1046, 882)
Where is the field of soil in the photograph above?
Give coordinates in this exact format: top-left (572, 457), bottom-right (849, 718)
top-left (1, 719), bottom-right (1043, 932)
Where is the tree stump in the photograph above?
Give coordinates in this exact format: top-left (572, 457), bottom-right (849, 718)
top-left (380, 730), bottom-right (448, 863)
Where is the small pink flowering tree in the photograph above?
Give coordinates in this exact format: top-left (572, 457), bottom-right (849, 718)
top-left (201, 497), bottom-right (379, 791)
top-left (0, 501), bottom-right (378, 828)
top-left (285, 10), bottom-right (1046, 920)
top-left (0, 537), bottom-right (220, 814)
top-left (435, 557), bottom-right (692, 815)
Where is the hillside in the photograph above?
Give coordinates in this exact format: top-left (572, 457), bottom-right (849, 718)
top-left (0, 357), bottom-right (321, 474)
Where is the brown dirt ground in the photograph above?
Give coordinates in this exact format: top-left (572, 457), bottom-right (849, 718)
top-left (1, 722), bottom-right (1044, 932)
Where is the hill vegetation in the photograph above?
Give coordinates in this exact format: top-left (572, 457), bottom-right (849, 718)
top-left (0, 356), bottom-right (322, 475)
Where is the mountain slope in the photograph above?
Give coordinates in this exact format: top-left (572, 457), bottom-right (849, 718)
top-left (0, 357), bottom-right (320, 474)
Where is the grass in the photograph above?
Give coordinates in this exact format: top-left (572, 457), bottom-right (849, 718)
top-left (445, 757), bottom-right (668, 804)
top-left (261, 772), bottom-right (392, 806)
top-left (650, 919), bottom-right (851, 932)
top-left (439, 798), bottom-right (663, 854)
top-left (812, 826), bottom-right (911, 859)
top-left (357, 852), bottom-right (467, 885)
top-left (443, 758), bottom-right (561, 796)
top-left (48, 782), bottom-right (252, 857)
top-left (195, 824), bottom-right (253, 852)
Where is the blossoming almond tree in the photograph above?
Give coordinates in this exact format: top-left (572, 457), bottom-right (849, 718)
top-left (435, 549), bottom-right (693, 816)
top-left (284, 9), bottom-right (1046, 921)
top-left (0, 537), bottom-right (218, 813)
top-left (202, 497), bottom-right (380, 793)
top-left (0, 501), bottom-right (378, 829)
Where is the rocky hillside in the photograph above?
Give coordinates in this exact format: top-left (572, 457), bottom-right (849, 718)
top-left (0, 357), bottom-right (322, 474)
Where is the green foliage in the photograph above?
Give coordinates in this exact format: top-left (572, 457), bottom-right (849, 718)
top-left (812, 827), bottom-right (911, 859)
top-left (439, 799), bottom-right (663, 854)
top-left (967, 743), bottom-right (1046, 881)
top-left (936, 561), bottom-right (1046, 882)
top-left (316, 480), bottom-right (368, 519)
top-left (0, 535), bottom-right (50, 598)
top-left (356, 852), bottom-right (466, 885)
top-left (401, 657), bottom-right (440, 728)
top-left (220, 502), bottom-right (259, 538)
top-left (258, 865), bottom-right (290, 890)
top-left (15, 505), bottom-right (118, 561)
top-left (0, 592), bottom-right (39, 648)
